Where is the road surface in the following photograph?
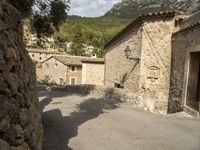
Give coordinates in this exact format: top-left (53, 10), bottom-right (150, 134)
top-left (39, 91), bottom-right (200, 150)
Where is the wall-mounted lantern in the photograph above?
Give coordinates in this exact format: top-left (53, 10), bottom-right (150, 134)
top-left (124, 46), bottom-right (132, 59)
top-left (124, 46), bottom-right (140, 62)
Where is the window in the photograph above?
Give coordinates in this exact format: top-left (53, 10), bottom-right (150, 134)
top-left (55, 63), bottom-right (58, 68)
top-left (45, 63), bottom-right (49, 68)
top-left (59, 78), bottom-right (64, 85)
top-left (71, 66), bottom-right (75, 71)
top-left (32, 54), bottom-right (34, 57)
top-left (70, 78), bottom-right (76, 85)
top-left (114, 83), bottom-right (124, 89)
top-left (39, 57), bottom-right (42, 60)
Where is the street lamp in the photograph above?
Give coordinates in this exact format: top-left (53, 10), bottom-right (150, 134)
top-left (124, 46), bottom-right (132, 59)
top-left (124, 46), bottom-right (140, 62)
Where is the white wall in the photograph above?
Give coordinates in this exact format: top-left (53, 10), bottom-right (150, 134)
top-left (82, 63), bottom-right (105, 86)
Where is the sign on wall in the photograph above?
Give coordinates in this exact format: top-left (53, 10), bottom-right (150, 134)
top-left (148, 66), bottom-right (160, 79)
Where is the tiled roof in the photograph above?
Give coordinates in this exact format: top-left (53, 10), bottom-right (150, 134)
top-left (43, 55), bottom-right (104, 66)
top-left (180, 10), bottom-right (200, 29)
top-left (173, 10), bottom-right (200, 35)
top-left (173, 22), bottom-right (200, 35)
top-left (82, 58), bottom-right (104, 64)
top-left (105, 11), bottom-right (176, 49)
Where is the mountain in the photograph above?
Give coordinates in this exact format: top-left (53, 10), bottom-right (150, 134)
top-left (105, 0), bottom-right (200, 18)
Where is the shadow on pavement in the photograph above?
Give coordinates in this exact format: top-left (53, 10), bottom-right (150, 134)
top-left (39, 90), bottom-right (119, 150)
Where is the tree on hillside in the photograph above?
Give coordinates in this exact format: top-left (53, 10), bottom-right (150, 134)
top-left (68, 24), bottom-right (86, 56)
top-left (69, 43), bottom-right (86, 56)
top-left (6, 0), bottom-right (70, 38)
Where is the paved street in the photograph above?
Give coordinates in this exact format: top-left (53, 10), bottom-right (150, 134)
top-left (39, 91), bottom-right (200, 150)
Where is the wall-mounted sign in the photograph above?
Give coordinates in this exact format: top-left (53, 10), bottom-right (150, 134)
top-left (148, 66), bottom-right (160, 79)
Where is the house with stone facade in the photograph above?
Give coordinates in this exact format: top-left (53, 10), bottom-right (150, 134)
top-left (105, 11), bottom-right (179, 113)
top-left (38, 55), bottom-right (104, 85)
top-left (105, 10), bottom-right (200, 116)
top-left (28, 48), bottom-right (60, 63)
top-left (169, 11), bottom-right (200, 117)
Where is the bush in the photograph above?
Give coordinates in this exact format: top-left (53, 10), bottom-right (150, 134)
top-left (38, 75), bottom-right (57, 86)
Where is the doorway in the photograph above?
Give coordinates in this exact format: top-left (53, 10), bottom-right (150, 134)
top-left (59, 78), bottom-right (64, 85)
top-left (186, 52), bottom-right (200, 111)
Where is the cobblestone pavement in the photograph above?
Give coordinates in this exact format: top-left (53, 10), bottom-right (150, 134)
top-left (39, 91), bottom-right (200, 150)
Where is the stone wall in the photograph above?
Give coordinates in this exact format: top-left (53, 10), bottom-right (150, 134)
top-left (169, 24), bottom-right (200, 114)
top-left (40, 57), bottom-right (67, 84)
top-left (105, 16), bottom-right (175, 113)
top-left (105, 24), bottom-right (142, 92)
top-left (139, 18), bottom-right (175, 113)
top-left (82, 62), bottom-right (105, 86)
top-left (40, 85), bottom-right (142, 106)
top-left (0, 2), bottom-right (43, 149)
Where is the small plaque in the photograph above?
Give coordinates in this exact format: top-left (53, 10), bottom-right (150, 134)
top-left (148, 66), bottom-right (160, 79)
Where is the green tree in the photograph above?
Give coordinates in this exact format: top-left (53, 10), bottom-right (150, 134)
top-left (67, 24), bottom-right (87, 56)
top-left (7, 0), bottom-right (70, 37)
top-left (69, 43), bottom-right (86, 56)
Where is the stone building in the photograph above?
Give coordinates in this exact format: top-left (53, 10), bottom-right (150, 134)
top-left (105, 11), bottom-right (177, 113)
top-left (28, 48), bottom-right (60, 63)
top-left (0, 2), bottom-right (42, 149)
top-left (169, 11), bottom-right (200, 117)
top-left (82, 59), bottom-right (105, 86)
top-left (38, 55), bottom-right (104, 85)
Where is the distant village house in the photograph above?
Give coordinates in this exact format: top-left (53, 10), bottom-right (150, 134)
top-left (28, 48), bottom-right (60, 63)
top-left (37, 55), bottom-right (104, 86)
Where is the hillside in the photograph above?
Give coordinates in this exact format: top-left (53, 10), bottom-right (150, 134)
top-left (25, 16), bottom-right (132, 58)
top-left (53, 16), bottom-right (131, 57)
top-left (106, 0), bottom-right (200, 18)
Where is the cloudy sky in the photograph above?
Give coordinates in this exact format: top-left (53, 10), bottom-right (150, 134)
top-left (69, 0), bottom-right (121, 17)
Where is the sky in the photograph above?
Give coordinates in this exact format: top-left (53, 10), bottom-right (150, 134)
top-left (69, 0), bottom-right (121, 17)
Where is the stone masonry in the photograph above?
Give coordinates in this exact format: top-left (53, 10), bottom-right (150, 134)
top-left (169, 13), bottom-right (200, 115)
top-left (39, 85), bottom-right (142, 106)
top-left (0, 2), bottom-right (43, 149)
top-left (82, 61), bottom-right (105, 86)
top-left (139, 18), bottom-right (174, 113)
top-left (105, 12), bottom-right (175, 113)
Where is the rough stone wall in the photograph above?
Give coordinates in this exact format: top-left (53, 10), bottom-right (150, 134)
top-left (105, 17), bottom-right (175, 113)
top-left (169, 25), bottom-right (200, 114)
top-left (36, 66), bottom-right (45, 81)
top-left (41, 85), bottom-right (142, 106)
top-left (139, 18), bottom-right (175, 113)
top-left (82, 63), bottom-right (105, 86)
top-left (105, 25), bottom-right (142, 92)
top-left (0, 2), bottom-right (43, 149)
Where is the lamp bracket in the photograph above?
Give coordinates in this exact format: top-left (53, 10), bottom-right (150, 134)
top-left (127, 57), bottom-right (140, 62)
